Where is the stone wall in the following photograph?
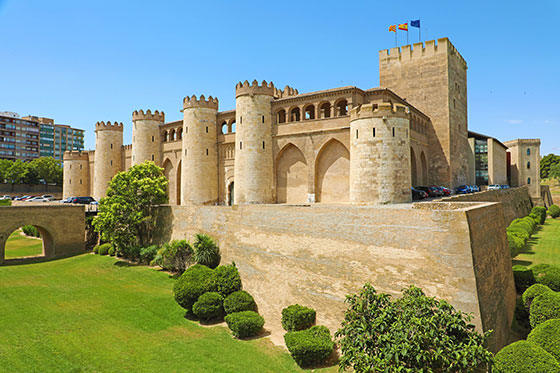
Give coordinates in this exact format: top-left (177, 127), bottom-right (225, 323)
top-left (160, 202), bottom-right (515, 351)
top-left (441, 186), bottom-right (533, 225)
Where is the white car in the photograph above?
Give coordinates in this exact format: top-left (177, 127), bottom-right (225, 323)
top-left (0, 195), bottom-right (11, 200)
top-left (26, 196), bottom-right (47, 202)
top-left (488, 185), bottom-right (501, 190)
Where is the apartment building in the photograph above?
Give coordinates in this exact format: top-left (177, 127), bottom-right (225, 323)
top-left (0, 112), bottom-right (40, 161)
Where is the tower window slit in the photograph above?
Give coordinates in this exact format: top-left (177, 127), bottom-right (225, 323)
top-left (206, 126), bottom-right (208, 133)
top-left (373, 128), bottom-right (376, 137)
top-left (356, 129), bottom-right (358, 139)
top-left (151, 136), bottom-right (154, 142)
top-left (262, 115), bottom-right (265, 123)
top-left (110, 160), bottom-right (113, 166)
top-left (392, 127), bottom-right (395, 137)
top-left (262, 141), bottom-right (265, 149)
top-left (240, 142), bottom-right (242, 150)
top-left (151, 154), bottom-right (154, 161)
top-left (206, 148), bottom-right (208, 156)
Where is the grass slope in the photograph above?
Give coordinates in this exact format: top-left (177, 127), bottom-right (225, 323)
top-left (514, 218), bottom-right (560, 268)
top-left (4, 229), bottom-right (43, 259)
top-left (0, 254), bottom-right (304, 372)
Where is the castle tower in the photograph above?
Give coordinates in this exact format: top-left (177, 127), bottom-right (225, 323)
top-left (504, 139), bottom-right (541, 198)
top-left (349, 102), bottom-right (411, 204)
top-left (131, 109), bottom-right (164, 166)
top-left (62, 151), bottom-right (90, 199)
top-left (234, 80), bottom-right (274, 204)
top-left (181, 95), bottom-right (219, 205)
top-left (379, 38), bottom-right (468, 188)
top-left (93, 121), bottom-right (123, 200)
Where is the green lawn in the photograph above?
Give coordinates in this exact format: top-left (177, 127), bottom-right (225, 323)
top-left (0, 254), bottom-right (308, 372)
top-left (514, 218), bottom-right (560, 268)
top-left (4, 229), bottom-right (43, 259)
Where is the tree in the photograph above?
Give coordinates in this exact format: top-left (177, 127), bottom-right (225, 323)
top-left (335, 284), bottom-right (493, 372)
top-left (5, 160), bottom-right (28, 184)
top-left (93, 161), bottom-right (168, 253)
top-left (540, 154), bottom-right (560, 179)
top-left (550, 162), bottom-right (560, 181)
top-left (28, 157), bottom-right (63, 184)
top-left (0, 159), bottom-right (13, 182)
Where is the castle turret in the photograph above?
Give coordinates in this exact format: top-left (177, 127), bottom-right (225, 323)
top-left (63, 151), bottom-right (90, 199)
top-left (349, 102), bottom-right (411, 204)
top-left (131, 109), bottom-right (164, 166)
top-left (181, 95), bottom-right (219, 205)
top-left (93, 121), bottom-right (123, 200)
top-left (234, 80), bottom-right (274, 204)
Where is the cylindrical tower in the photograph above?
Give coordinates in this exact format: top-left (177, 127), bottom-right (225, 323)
top-left (62, 151), bottom-right (90, 199)
top-left (349, 102), bottom-right (411, 204)
top-left (234, 80), bottom-right (274, 204)
top-left (131, 109), bottom-right (164, 166)
top-left (93, 121), bottom-right (123, 201)
top-left (181, 95), bottom-right (219, 205)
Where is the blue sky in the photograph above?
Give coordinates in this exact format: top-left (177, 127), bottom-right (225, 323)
top-left (1, 0), bottom-right (558, 154)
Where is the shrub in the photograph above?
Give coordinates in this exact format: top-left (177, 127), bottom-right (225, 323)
top-left (527, 319), bottom-right (560, 362)
top-left (0, 199), bottom-right (11, 206)
top-left (192, 292), bottom-right (224, 321)
top-left (514, 296), bottom-right (530, 331)
top-left (509, 218), bottom-right (535, 236)
top-left (513, 265), bottom-right (536, 292)
top-left (508, 233), bottom-right (525, 258)
top-left (224, 311), bottom-right (264, 339)
top-left (22, 225), bottom-right (40, 237)
top-left (151, 240), bottom-right (193, 273)
top-left (224, 291), bottom-right (256, 314)
top-left (531, 206), bottom-right (547, 225)
top-left (212, 264), bottom-right (242, 297)
top-left (193, 233), bottom-right (221, 269)
top-left (108, 246), bottom-right (116, 256)
top-left (281, 304), bottom-right (316, 332)
top-left (173, 264), bottom-right (215, 312)
top-left (522, 284), bottom-right (554, 310)
top-left (529, 212), bottom-right (541, 226)
top-left (93, 245), bottom-right (100, 254)
top-left (335, 284), bottom-right (492, 372)
top-left (507, 226), bottom-right (530, 242)
top-left (284, 326), bottom-right (334, 368)
top-left (529, 292), bottom-right (560, 328)
top-left (548, 204), bottom-right (560, 218)
top-left (532, 264), bottom-right (560, 291)
top-left (139, 245), bottom-right (158, 264)
top-left (493, 340), bottom-right (560, 372)
top-left (521, 216), bottom-right (538, 233)
top-left (97, 243), bottom-right (111, 255)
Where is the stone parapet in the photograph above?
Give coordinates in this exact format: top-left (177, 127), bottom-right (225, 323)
top-left (350, 102), bottom-right (409, 120)
top-left (235, 80), bottom-right (275, 98)
top-left (183, 95), bottom-right (219, 110)
top-left (63, 150), bottom-right (89, 161)
top-left (95, 121), bottom-right (123, 132)
top-left (132, 109), bottom-right (165, 122)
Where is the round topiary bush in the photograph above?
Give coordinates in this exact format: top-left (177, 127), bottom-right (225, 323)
top-left (224, 290), bottom-right (257, 314)
top-left (97, 243), bottom-right (111, 255)
top-left (527, 319), bottom-right (560, 362)
top-left (282, 304), bottom-right (316, 332)
top-left (513, 265), bottom-right (536, 292)
top-left (508, 233), bottom-right (525, 258)
top-left (509, 218), bottom-right (535, 236)
top-left (529, 292), bottom-right (560, 328)
top-left (284, 325), bottom-right (334, 368)
top-left (532, 264), bottom-right (560, 291)
top-left (548, 204), bottom-right (560, 218)
top-left (493, 340), bottom-right (560, 372)
top-left (530, 206), bottom-right (547, 225)
top-left (522, 283), bottom-right (554, 310)
top-left (212, 264), bottom-right (242, 297)
top-left (192, 292), bottom-right (224, 321)
top-left (173, 264), bottom-right (215, 312)
top-left (224, 311), bottom-right (264, 338)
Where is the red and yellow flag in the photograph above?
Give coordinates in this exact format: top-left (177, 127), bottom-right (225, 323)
top-left (398, 23), bottom-right (408, 31)
top-left (388, 25), bottom-right (396, 32)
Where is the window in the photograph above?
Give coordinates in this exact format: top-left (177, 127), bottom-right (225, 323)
top-left (528, 177), bottom-right (531, 184)
top-left (262, 141), bottom-right (265, 149)
top-left (206, 126), bottom-right (208, 133)
top-left (392, 127), bottom-right (395, 137)
top-left (110, 160), bottom-right (112, 166)
top-left (110, 143), bottom-right (113, 149)
top-left (527, 148), bottom-right (531, 156)
top-left (240, 142), bottom-right (242, 150)
top-left (151, 136), bottom-right (154, 142)
top-left (527, 161), bottom-right (531, 169)
top-left (356, 129), bottom-right (358, 139)
top-left (151, 154), bottom-right (154, 161)
top-left (262, 115), bottom-right (265, 123)
top-left (373, 128), bottom-right (376, 137)
top-left (80, 164), bottom-right (82, 170)
top-left (206, 149), bottom-right (208, 156)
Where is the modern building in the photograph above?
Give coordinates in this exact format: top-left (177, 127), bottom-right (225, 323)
top-left (22, 116), bottom-right (85, 161)
top-left (0, 112), bottom-right (40, 161)
top-left (468, 131), bottom-right (508, 186)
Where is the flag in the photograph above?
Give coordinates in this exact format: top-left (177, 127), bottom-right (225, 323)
top-left (398, 23), bottom-right (408, 31)
top-left (389, 25), bottom-right (396, 32)
top-left (411, 20), bottom-right (420, 28)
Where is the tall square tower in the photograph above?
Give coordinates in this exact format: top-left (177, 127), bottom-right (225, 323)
top-left (504, 139), bottom-right (541, 198)
top-left (379, 38), bottom-right (469, 187)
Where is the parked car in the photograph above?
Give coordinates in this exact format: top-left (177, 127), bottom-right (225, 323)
top-left (41, 194), bottom-right (53, 199)
top-left (71, 196), bottom-right (96, 205)
top-left (438, 186), bottom-right (451, 196)
top-left (455, 185), bottom-right (470, 194)
top-left (500, 184), bottom-right (510, 189)
top-left (411, 187), bottom-right (427, 200)
top-left (26, 196), bottom-right (47, 202)
top-left (60, 197), bottom-right (75, 203)
top-left (0, 195), bottom-right (11, 200)
top-left (15, 195), bottom-right (31, 201)
top-left (488, 184), bottom-right (500, 190)
top-left (415, 186), bottom-right (440, 198)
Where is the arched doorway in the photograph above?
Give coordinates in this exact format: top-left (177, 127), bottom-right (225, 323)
top-left (410, 147), bottom-right (418, 186)
top-left (420, 152), bottom-right (428, 185)
top-left (176, 160), bottom-right (182, 205)
top-left (2, 225), bottom-right (53, 260)
top-left (228, 182), bottom-right (234, 206)
top-left (162, 158), bottom-right (175, 205)
top-left (276, 144), bottom-right (308, 204)
top-left (315, 139), bottom-right (350, 203)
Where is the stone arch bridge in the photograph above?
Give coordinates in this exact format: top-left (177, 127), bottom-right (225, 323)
top-left (0, 205), bottom-right (85, 264)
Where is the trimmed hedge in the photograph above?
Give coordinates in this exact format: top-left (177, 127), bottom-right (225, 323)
top-left (513, 265), bottom-right (536, 292)
top-left (22, 225), bottom-right (40, 237)
top-left (151, 240), bottom-right (193, 273)
top-left (493, 340), bottom-right (560, 372)
top-left (532, 264), bottom-right (560, 291)
top-left (548, 204), bottom-right (560, 218)
top-left (284, 325), bottom-right (334, 368)
top-left (509, 218), bottom-right (536, 236)
top-left (192, 292), bottom-right (224, 320)
top-left (282, 304), bottom-right (316, 332)
top-left (108, 246), bottom-right (116, 256)
top-left (522, 284), bottom-right (554, 310)
top-left (139, 245), bottom-right (158, 264)
top-left (96, 243), bottom-right (111, 255)
top-left (212, 264), bottom-right (242, 297)
top-left (0, 199), bottom-right (11, 206)
top-left (530, 206), bottom-right (547, 225)
top-left (507, 233), bottom-right (525, 258)
top-left (173, 264), bottom-right (215, 312)
top-left (514, 296), bottom-right (530, 330)
top-left (529, 291), bottom-right (560, 328)
top-left (224, 291), bottom-right (256, 314)
top-left (224, 311), bottom-right (264, 338)
top-left (527, 319), bottom-right (560, 362)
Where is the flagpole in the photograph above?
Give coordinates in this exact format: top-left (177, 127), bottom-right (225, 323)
top-left (407, 29), bottom-right (409, 45)
top-left (395, 28), bottom-right (397, 47)
top-left (419, 19), bottom-right (422, 41)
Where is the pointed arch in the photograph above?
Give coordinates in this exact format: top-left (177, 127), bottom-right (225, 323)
top-left (420, 151), bottom-right (428, 185)
top-left (275, 143), bottom-right (308, 204)
top-left (176, 159), bottom-right (182, 205)
top-left (410, 147), bottom-right (418, 186)
top-left (162, 158), bottom-right (175, 205)
top-left (315, 139), bottom-right (349, 203)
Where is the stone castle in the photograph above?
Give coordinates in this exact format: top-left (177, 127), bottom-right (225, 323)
top-left (62, 38), bottom-right (541, 205)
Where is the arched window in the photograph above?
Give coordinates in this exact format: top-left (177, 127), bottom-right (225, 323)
top-left (170, 129), bottom-right (176, 141)
top-left (230, 119), bottom-right (236, 133)
top-left (304, 104), bottom-right (315, 120)
top-left (528, 177), bottom-right (531, 184)
top-left (527, 148), bottom-right (531, 156)
top-left (177, 128), bottom-right (183, 140)
top-left (276, 109), bottom-right (286, 124)
top-left (289, 107), bottom-right (301, 122)
top-left (335, 99), bottom-right (348, 116)
top-left (319, 102), bottom-right (331, 118)
top-left (527, 161), bottom-right (531, 169)
top-left (221, 121), bottom-right (228, 134)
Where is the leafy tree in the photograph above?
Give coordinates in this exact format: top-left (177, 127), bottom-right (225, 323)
top-left (28, 157), bottom-right (63, 184)
top-left (541, 153), bottom-right (560, 179)
top-left (335, 284), bottom-right (493, 373)
top-left (0, 159), bottom-right (13, 182)
top-left (5, 160), bottom-right (28, 184)
top-left (550, 162), bottom-right (560, 181)
top-left (93, 161), bottom-right (168, 253)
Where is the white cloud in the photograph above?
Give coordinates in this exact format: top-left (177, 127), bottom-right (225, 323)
top-left (506, 119), bottom-right (523, 124)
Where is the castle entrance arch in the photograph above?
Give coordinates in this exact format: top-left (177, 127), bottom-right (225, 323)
top-left (315, 139), bottom-right (349, 203)
top-left (410, 147), bottom-right (418, 186)
top-left (228, 182), bottom-right (234, 206)
top-left (162, 158), bottom-right (176, 205)
top-left (276, 144), bottom-right (308, 204)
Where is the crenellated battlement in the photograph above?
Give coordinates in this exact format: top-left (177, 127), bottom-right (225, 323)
top-left (63, 150), bottom-right (89, 161)
top-left (379, 38), bottom-right (466, 68)
top-left (132, 109), bottom-right (165, 122)
top-left (274, 85), bottom-right (299, 98)
top-left (235, 80), bottom-right (275, 98)
top-left (95, 121), bottom-right (124, 131)
top-left (183, 95), bottom-right (219, 110)
top-left (350, 102), bottom-right (409, 120)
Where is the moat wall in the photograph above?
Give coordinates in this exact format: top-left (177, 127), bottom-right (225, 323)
top-left (159, 202), bottom-right (516, 351)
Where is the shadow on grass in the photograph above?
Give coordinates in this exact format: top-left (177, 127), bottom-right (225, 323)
top-left (512, 259), bottom-right (532, 267)
top-left (1, 250), bottom-right (86, 266)
top-left (113, 260), bottom-right (139, 267)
